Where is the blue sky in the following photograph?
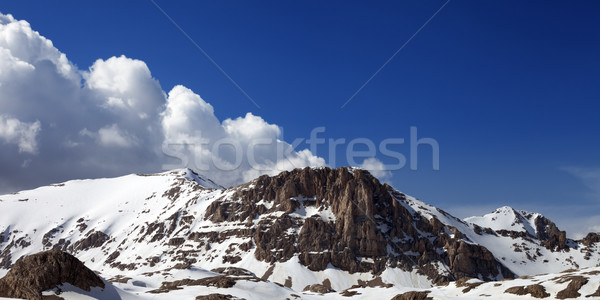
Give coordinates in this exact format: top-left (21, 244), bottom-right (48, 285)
top-left (1, 1), bottom-right (599, 237)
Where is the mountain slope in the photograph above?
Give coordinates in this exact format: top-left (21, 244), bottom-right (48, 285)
top-left (0, 167), bottom-right (599, 299)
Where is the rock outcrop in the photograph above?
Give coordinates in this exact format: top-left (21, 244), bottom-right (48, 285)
top-left (204, 167), bottom-right (515, 282)
top-left (446, 240), bottom-right (514, 280)
top-left (537, 218), bottom-right (568, 251)
top-left (0, 250), bottom-right (104, 300)
top-left (505, 284), bottom-right (550, 298)
top-left (580, 232), bottom-right (600, 247)
top-left (391, 291), bottom-right (433, 300)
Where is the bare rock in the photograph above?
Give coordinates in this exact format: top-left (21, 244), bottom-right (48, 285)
top-left (303, 283), bottom-right (334, 294)
top-left (391, 291), bottom-right (433, 300)
top-left (454, 277), bottom-right (483, 293)
top-left (196, 294), bottom-right (246, 300)
top-left (556, 276), bottom-right (588, 299)
top-left (72, 230), bottom-right (109, 252)
top-left (580, 232), bottom-right (600, 247)
top-left (505, 284), bottom-right (550, 298)
top-left (446, 240), bottom-right (514, 280)
top-left (204, 167), bottom-right (515, 282)
top-left (211, 267), bottom-right (255, 277)
top-left (150, 275), bottom-right (244, 293)
top-left (536, 217), bottom-right (568, 251)
top-left (0, 250), bottom-right (104, 300)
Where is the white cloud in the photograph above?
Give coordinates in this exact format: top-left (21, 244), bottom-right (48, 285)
top-left (223, 112), bottom-right (281, 141)
top-left (360, 157), bottom-right (392, 182)
top-left (161, 86), bottom-right (325, 186)
top-left (161, 85), bottom-right (222, 144)
top-left (0, 12), bottom-right (325, 192)
top-left (0, 115), bottom-right (40, 153)
top-left (84, 55), bottom-right (165, 121)
top-left (0, 14), bottom-right (77, 81)
top-left (98, 124), bottom-right (136, 148)
top-left (0, 47), bottom-right (34, 82)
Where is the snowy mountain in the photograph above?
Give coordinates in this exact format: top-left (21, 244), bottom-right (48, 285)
top-left (0, 167), bottom-right (599, 299)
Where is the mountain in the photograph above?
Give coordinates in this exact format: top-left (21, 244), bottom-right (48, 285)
top-left (0, 167), bottom-right (599, 299)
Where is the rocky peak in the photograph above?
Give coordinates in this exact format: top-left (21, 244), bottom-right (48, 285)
top-left (204, 167), bottom-right (514, 282)
top-left (244, 166), bottom-right (394, 215)
top-left (171, 168), bottom-right (224, 190)
top-left (466, 206), bottom-right (568, 251)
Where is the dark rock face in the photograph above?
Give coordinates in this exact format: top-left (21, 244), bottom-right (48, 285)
top-left (0, 250), bottom-right (105, 300)
top-left (196, 294), bottom-right (246, 300)
top-left (72, 230), bottom-right (109, 252)
top-left (204, 167), bottom-right (515, 283)
top-left (0, 247), bottom-right (11, 269)
top-left (536, 217), bottom-right (568, 251)
top-left (391, 291), bottom-right (433, 300)
top-left (580, 232), bottom-right (600, 247)
top-left (150, 275), bottom-right (262, 294)
top-left (446, 240), bottom-right (514, 280)
top-left (556, 276), bottom-right (588, 299)
top-left (211, 267), bottom-right (255, 277)
top-left (240, 167), bottom-right (405, 273)
top-left (505, 284), bottom-right (550, 298)
top-left (303, 283), bottom-right (335, 294)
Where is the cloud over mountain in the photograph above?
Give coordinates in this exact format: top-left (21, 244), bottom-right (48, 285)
top-left (0, 12), bottom-right (324, 192)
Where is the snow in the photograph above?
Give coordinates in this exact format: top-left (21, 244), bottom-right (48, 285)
top-left (289, 197), bottom-right (336, 222)
top-left (34, 265), bottom-right (595, 300)
top-left (465, 206), bottom-right (540, 236)
top-left (395, 194), bottom-right (600, 277)
top-left (174, 168), bottom-right (224, 190)
top-left (1, 169), bottom-right (599, 299)
top-left (41, 281), bottom-right (125, 300)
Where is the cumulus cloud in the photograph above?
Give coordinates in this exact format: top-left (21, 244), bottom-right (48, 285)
top-left (0, 16), bottom-right (76, 81)
top-left (0, 115), bottom-right (40, 153)
top-left (360, 157), bottom-right (392, 182)
top-left (97, 124), bottom-right (138, 148)
top-left (161, 86), bottom-right (325, 186)
top-left (84, 55), bottom-right (165, 121)
top-left (0, 12), bottom-right (324, 192)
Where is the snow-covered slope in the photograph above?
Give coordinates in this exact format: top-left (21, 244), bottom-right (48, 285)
top-left (401, 196), bottom-right (600, 277)
top-left (20, 265), bottom-right (598, 300)
top-left (0, 167), bottom-right (599, 300)
top-left (0, 168), bottom-right (430, 291)
top-left (466, 206), bottom-right (544, 237)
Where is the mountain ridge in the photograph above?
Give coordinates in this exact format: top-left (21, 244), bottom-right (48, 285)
top-left (0, 167), bottom-right (599, 299)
